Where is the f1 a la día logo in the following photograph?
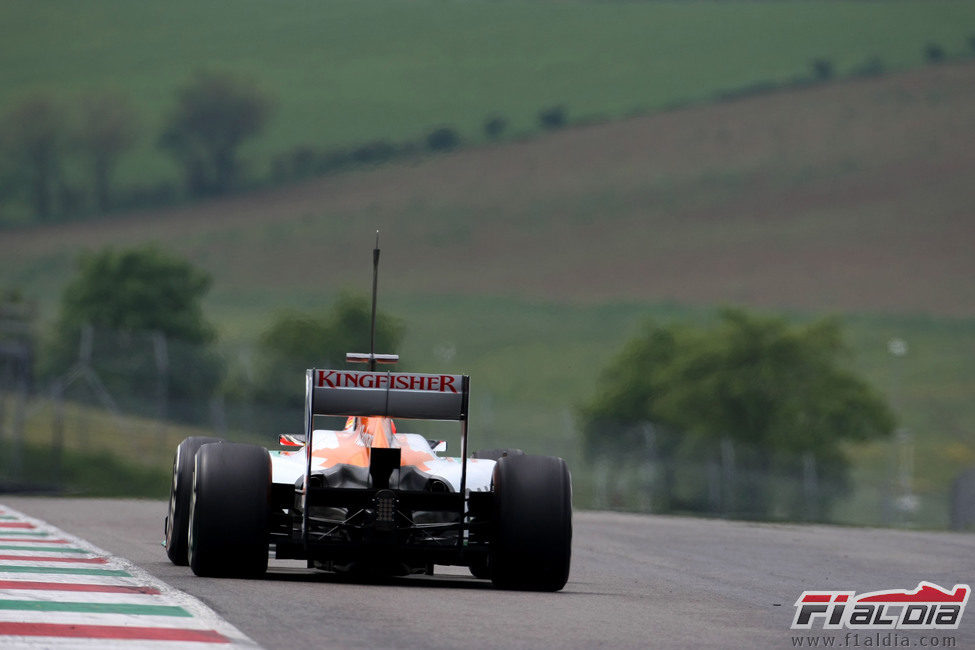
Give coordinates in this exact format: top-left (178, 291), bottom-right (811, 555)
top-left (792, 581), bottom-right (969, 630)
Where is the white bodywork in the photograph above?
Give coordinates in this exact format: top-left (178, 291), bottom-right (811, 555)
top-left (269, 428), bottom-right (495, 493)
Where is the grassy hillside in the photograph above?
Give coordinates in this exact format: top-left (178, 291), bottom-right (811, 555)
top-left (2, 54), bottom-right (973, 525)
top-left (0, 400), bottom-right (202, 498)
top-left (1, 0), bottom-right (973, 191)
top-left (4, 61), bottom-right (974, 319)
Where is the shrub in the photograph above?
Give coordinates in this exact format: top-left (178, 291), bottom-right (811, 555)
top-left (352, 140), bottom-right (397, 164)
top-left (44, 245), bottom-right (221, 403)
top-left (715, 80), bottom-right (779, 102)
top-left (426, 127), bottom-right (460, 152)
top-left (538, 105), bottom-right (567, 129)
top-left (76, 91), bottom-right (140, 212)
top-left (811, 58), bottom-right (834, 81)
top-left (0, 93), bottom-right (68, 221)
top-left (315, 149), bottom-right (353, 174)
top-left (852, 56), bottom-right (885, 78)
top-left (924, 42), bottom-right (946, 63)
top-left (286, 146), bottom-right (319, 179)
top-left (159, 70), bottom-right (273, 196)
top-left (114, 182), bottom-right (177, 211)
top-left (249, 294), bottom-right (404, 408)
top-left (483, 114), bottom-right (507, 139)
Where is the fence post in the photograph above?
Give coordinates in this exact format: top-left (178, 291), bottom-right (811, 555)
top-left (52, 379), bottom-right (64, 483)
top-left (707, 456), bottom-right (721, 514)
top-left (593, 457), bottom-right (609, 509)
top-left (950, 468), bottom-right (975, 530)
top-left (210, 393), bottom-right (227, 437)
top-left (0, 391), bottom-right (5, 440)
top-left (1, 294), bottom-right (37, 469)
top-left (152, 331), bottom-right (169, 450)
top-left (721, 438), bottom-right (736, 516)
top-left (10, 371), bottom-right (25, 476)
top-left (802, 451), bottom-right (818, 521)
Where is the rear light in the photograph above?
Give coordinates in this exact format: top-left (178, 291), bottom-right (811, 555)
top-left (374, 489), bottom-right (397, 530)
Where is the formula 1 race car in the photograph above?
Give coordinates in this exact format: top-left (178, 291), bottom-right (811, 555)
top-left (164, 242), bottom-right (572, 591)
top-left (164, 362), bottom-right (572, 590)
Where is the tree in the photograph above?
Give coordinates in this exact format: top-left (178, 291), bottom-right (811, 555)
top-left (924, 42), bottom-right (946, 64)
top-left (57, 246), bottom-right (214, 342)
top-left (658, 311), bottom-right (892, 448)
top-left (484, 114), bottom-right (508, 140)
top-left (75, 91), bottom-right (139, 212)
top-left (0, 288), bottom-right (36, 390)
top-left (248, 293), bottom-right (405, 407)
top-left (538, 105), bottom-right (567, 130)
top-left (0, 93), bottom-right (67, 220)
top-left (581, 308), bottom-right (894, 517)
top-left (0, 158), bottom-right (19, 224)
top-left (811, 58), bottom-right (834, 81)
top-left (159, 71), bottom-right (272, 196)
top-left (582, 323), bottom-right (682, 457)
top-left (426, 127), bottom-right (460, 152)
top-left (45, 245), bottom-right (220, 403)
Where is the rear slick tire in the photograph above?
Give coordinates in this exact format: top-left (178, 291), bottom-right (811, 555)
top-left (165, 436), bottom-right (222, 565)
top-left (490, 454), bottom-right (572, 591)
top-left (188, 442), bottom-right (271, 578)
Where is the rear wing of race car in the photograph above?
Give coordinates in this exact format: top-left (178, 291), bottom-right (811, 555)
top-left (301, 368), bottom-right (472, 535)
top-left (308, 369), bottom-right (468, 421)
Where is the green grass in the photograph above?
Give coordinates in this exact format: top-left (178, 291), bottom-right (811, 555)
top-left (0, 439), bottom-right (170, 499)
top-left (8, 54), bottom-right (974, 320)
top-left (3, 296), bottom-right (971, 525)
top-left (2, 0), bottom-right (974, 189)
top-left (0, 395), bottom-right (273, 498)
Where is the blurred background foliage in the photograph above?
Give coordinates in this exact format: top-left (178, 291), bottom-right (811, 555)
top-left (2, 0), bottom-right (975, 224)
top-left (2, 1), bottom-right (974, 529)
top-left (240, 293), bottom-right (405, 408)
top-left (582, 309), bottom-right (894, 519)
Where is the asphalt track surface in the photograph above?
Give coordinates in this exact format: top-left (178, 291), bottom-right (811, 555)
top-left (2, 497), bottom-right (972, 649)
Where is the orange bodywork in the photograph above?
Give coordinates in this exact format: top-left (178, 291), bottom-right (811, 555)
top-left (310, 416), bottom-right (437, 472)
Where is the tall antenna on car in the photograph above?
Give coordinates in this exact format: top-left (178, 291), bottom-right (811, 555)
top-left (346, 231), bottom-right (398, 368)
top-left (369, 230), bottom-right (380, 372)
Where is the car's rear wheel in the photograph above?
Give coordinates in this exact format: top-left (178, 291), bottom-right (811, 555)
top-left (469, 556), bottom-right (491, 579)
top-left (490, 454), bottom-right (572, 591)
top-left (165, 436), bottom-right (222, 565)
top-left (468, 448), bottom-right (525, 579)
top-left (188, 442), bottom-right (270, 577)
